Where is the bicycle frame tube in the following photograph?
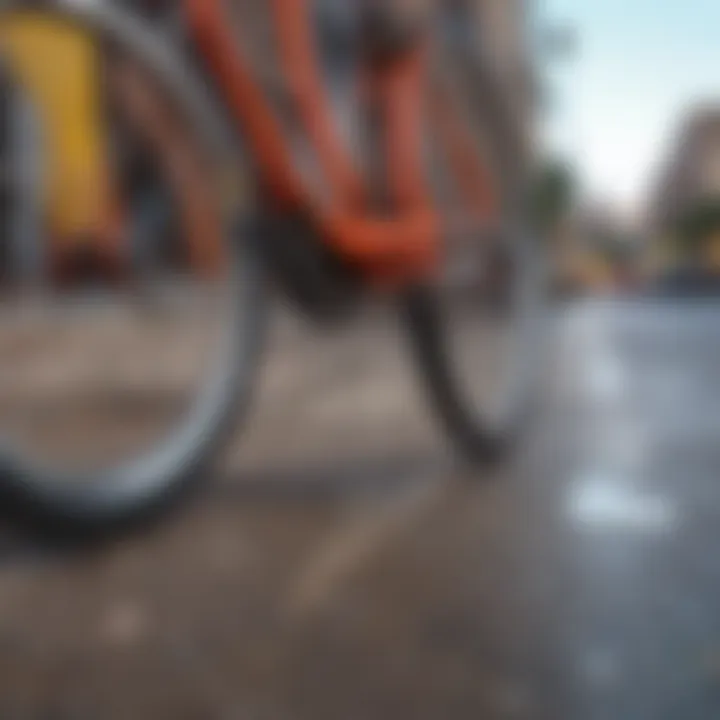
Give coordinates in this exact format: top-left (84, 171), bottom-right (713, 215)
top-left (185, 0), bottom-right (304, 209)
top-left (185, 0), bottom-right (439, 281)
top-left (110, 57), bottom-right (225, 277)
top-left (269, 0), bottom-right (364, 210)
top-left (429, 77), bottom-right (498, 222)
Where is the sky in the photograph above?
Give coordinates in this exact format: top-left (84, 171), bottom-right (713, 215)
top-left (538, 0), bottom-right (720, 217)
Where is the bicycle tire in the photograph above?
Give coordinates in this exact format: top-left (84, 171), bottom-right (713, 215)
top-left (401, 33), bottom-right (545, 464)
top-left (0, 0), bottom-right (266, 535)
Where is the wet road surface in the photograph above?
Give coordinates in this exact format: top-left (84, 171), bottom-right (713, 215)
top-left (535, 299), bottom-right (720, 720)
top-left (0, 298), bottom-right (719, 719)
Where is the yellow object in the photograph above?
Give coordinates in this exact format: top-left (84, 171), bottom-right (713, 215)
top-left (0, 13), bottom-right (113, 245)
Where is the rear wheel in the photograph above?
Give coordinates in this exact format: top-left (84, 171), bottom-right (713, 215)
top-left (402, 17), bottom-right (544, 463)
top-left (0, 1), bottom-right (265, 534)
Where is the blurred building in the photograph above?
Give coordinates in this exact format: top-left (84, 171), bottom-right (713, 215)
top-left (469, 0), bottom-right (536, 126)
top-left (650, 105), bottom-right (720, 232)
top-left (646, 105), bottom-right (720, 276)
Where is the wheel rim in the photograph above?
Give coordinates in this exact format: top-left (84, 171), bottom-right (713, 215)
top-left (0, 2), bottom-right (261, 518)
top-left (421, 15), bottom-right (541, 436)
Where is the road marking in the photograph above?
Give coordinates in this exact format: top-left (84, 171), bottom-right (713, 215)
top-left (286, 478), bottom-right (444, 619)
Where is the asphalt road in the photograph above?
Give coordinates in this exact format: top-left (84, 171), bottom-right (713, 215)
top-left (535, 299), bottom-right (720, 720)
top-left (0, 298), bottom-right (719, 719)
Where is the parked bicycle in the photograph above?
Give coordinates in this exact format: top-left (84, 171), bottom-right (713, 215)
top-left (0, 0), bottom-right (542, 533)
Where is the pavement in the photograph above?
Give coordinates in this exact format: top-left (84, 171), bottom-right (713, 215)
top-left (0, 298), bottom-right (719, 719)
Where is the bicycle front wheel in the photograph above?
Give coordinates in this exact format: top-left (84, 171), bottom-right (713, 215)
top-left (0, 1), bottom-right (265, 534)
top-left (402, 20), bottom-right (544, 463)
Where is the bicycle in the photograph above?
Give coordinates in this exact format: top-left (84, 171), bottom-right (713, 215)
top-left (0, 0), bottom-right (542, 533)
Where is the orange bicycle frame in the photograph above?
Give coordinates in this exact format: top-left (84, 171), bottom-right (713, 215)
top-left (0, 2), bottom-right (499, 286)
top-left (185, 0), bottom-right (441, 283)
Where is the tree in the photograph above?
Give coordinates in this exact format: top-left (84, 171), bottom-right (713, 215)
top-left (675, 197), bottom-right (720, 256)
top-left (530, 159), bottom-right (576, 239)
